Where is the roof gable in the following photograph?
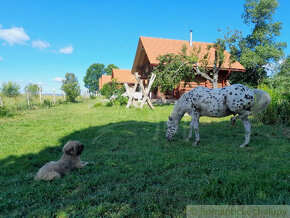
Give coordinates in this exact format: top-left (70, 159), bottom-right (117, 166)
top-left (132, 36), bottom-right (245, 72)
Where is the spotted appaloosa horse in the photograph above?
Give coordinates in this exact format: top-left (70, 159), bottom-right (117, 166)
top-left (166, 84), bottom-right (271, 147)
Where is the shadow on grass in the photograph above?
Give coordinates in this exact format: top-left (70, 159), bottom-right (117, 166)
top-left (0, 120), bottom-right (289, 217)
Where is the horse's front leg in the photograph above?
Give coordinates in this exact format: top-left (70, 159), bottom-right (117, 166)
top-left (188, 112), bottom-right (200, 146)
top-left (240, 117), bottom-right (251, 147)
top-left (187, 119), bottom-right (194, 141)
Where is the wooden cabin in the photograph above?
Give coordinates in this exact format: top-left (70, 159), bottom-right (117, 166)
top-left (98, 69), bottom-right (137, 90)
top-left (131, 36), bottom-right (246, 99)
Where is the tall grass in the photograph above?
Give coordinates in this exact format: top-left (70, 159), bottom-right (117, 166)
top-left (0, 94), bottom-right (67, 117)
top-left (254, 84), bottom-right (290, 126)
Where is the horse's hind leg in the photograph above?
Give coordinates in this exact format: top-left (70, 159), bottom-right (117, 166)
top-left (188, 112), bottom-right (200, 146)
top-left (240, 117), bottom-right (251, 147)
top-left (231, 111), bottom-right (251, 126)
top-left (232, 110), bottom-right (252, 147)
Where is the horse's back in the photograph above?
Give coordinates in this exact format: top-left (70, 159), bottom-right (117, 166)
top-left (225, 84), bottom-right (255, 112)
top-left (180, 84), bottom-right (255, 117)
top-left (181, 86), bottom-right (229, 117)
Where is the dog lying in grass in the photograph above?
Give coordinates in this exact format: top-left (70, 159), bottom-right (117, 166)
top-left (35, 141), bottom-right (90, 181)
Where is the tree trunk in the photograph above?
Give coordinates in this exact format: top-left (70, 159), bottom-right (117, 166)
top-left (194, 63), bottom-right (219, 89)
top-left (212, 71), bottom-right (219, 89)
top-left (39, 87), bottom-right (42, 103)
top-left (26, 93), bottom-right (30, 109)
top-left (53, 89), bottom-right (56, 105)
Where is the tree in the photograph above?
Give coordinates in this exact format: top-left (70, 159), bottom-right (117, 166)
top-left (278, 55), bottom-right (290, 77)
top-left (230, 0), bottom-right (287, 87)
top-left (83, 63), bottom-right (105, 93)
top-left (100, 79), bottom-right (122, 98)
top-left (270, 56), bottom-right (290, 93)
top-left (153, 37), bottom-right (230, 91)
top-left (1, 81), bottom-right (20, 97)
top-left (62, 73), bottom-right (81, 102)
top-left (104, 64), bottom-right (119, 75)
top-left (24, 83), bottom-right (40, 97)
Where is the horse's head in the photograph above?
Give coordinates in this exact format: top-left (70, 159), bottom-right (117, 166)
top-left (166, 116), bottom-right (179, 140)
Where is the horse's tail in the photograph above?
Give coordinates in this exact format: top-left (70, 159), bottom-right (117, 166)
top-left (252, 89), bottom-right (271, 115)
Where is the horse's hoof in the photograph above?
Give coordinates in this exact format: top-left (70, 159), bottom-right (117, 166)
top-left (186, 138), bottom-right (191, 142)
top-left (193, 141), bottom-right (200, 147)
top-left (240, 143), bottom-right (248, 148)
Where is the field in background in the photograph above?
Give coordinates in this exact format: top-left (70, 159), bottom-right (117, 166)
top-left (0, 101), bottom-right (289, 216)
top-left (1, 94), bottom-right (65, 110)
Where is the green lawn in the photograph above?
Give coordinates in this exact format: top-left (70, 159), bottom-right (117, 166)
top-left (0, 101), bottom-right (289, 217)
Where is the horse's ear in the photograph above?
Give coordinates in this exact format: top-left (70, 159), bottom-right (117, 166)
top-left (169, 116), bottom-right (172, 121)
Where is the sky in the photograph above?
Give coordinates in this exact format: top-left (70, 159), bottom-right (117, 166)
top-left (0, 0), bottom-right (289, 94)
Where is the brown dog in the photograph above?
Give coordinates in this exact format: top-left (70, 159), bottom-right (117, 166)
top-left (35, 141), bottom-right (89, 181)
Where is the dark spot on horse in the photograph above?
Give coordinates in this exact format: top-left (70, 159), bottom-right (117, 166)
top-left (229, 92), bottom-right (232, 95)
top-left (223, 95), bottom-right (227, 104)
top-left (235, 93), bottom-right (237, 95)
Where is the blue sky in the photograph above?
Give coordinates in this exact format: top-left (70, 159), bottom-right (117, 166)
top-left (1, 0), bottom-right (289, 94)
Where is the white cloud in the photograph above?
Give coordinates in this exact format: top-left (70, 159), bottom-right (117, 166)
top-left (53, 77), bottom-right (64, 82)
top-left (59, 45), bottom-right (73, 54)
top-left (0, 25), bottom-right (30, 45)
top-left (37, 81), bottom-right (44, 85)
top-left (0, 56), bottom-right (3, 61)
top-left (32, 40), bottom-right (50, 49)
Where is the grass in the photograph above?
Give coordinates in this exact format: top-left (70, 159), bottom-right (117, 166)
top-left (0, 100), bottom-right (289, 217)
top-left (0, 94), bottom-right (67, 117)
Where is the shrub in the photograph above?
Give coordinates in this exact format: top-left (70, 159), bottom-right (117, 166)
top-left (24, 83), bottom-right (40, 97)
top-left (43, 99), bottom-right (51, 107)
top-left (0, 106), bottom-right (13, 117)
top-left (115, 95), bottom-right (128, 106)
top-left (90, 95), bottom-right (96, 100)
top-left (105, 101), bottom-right (113, 107)
top-left (94, 102), bottom-right (103, 108)
top-left (254, 84), bottom-right (290, 125)
top-left (56, 99), bottom-right (66, 105)
top-left (1, 82), bottom-right (20, 97)
top-left (100, 79), bottom-right (125, 99)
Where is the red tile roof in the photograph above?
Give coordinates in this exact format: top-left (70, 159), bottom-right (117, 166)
top-left (112, 69), bottom-right (136, 84)
top-left (134, 36), bottom-right (245, 70)
top-left (99, 75), bottom-right (111, 89)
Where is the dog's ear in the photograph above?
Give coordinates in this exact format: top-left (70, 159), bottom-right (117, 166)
top-left (169, 116), bottom-right (172, 121)
top-left (76, 142), bottom-right (84, 155)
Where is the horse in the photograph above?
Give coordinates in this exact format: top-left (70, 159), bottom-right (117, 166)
top-left (166, 84), bottom-right (271, 147)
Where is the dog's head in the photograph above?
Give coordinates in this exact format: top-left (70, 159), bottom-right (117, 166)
top-left (63, 141), bottom-right (84, 156)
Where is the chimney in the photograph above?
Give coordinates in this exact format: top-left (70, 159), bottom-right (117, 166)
top-left (189, 30), bottom-right (193, 46)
